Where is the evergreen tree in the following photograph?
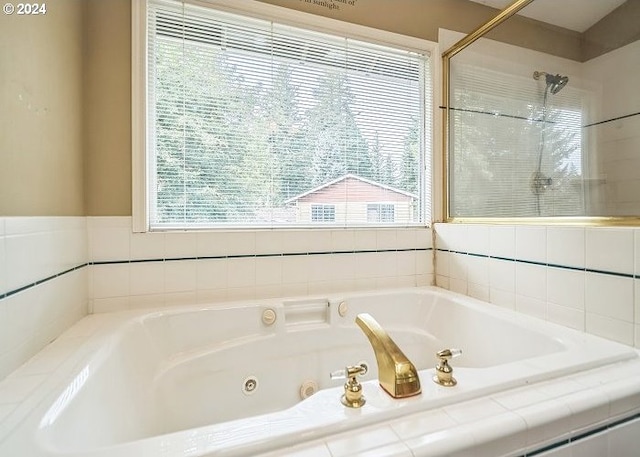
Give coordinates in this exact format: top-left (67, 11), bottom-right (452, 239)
top-left (306, 69), bottom-right (373, 187)
top-left (265, 64), bottom-right (313, 203)
top-left (154, 39), bottom-right (271, 223)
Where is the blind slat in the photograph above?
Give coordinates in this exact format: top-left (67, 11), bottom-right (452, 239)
top-left (148, 0), bottom-right (430, 227)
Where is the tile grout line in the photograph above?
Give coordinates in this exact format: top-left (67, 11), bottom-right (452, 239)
top-left (435, 248), bottom-right (637, 279)
top-left (520, 412), bottom-right (640, 457)
top-left (0, 248), bottom-right (433, 300)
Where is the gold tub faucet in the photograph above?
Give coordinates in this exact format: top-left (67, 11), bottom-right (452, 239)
top-left (355, 313), bottom-right (421, 398)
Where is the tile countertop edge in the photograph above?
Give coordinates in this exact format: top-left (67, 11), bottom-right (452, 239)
top-left (254, 355), bottom-right (640, 457)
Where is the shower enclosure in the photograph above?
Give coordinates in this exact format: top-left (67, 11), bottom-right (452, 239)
top-left (442, 0), bottom-right (640, 223)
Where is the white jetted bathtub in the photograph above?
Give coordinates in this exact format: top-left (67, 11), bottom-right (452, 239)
top-left (0, 287), bottom-right (638, 456)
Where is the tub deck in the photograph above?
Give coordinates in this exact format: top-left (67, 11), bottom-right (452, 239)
top-left (0, 287), bottom-right (638, 457)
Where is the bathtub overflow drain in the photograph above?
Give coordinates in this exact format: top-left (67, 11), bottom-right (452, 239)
top-left (242, 376), bottom-right (259, 395)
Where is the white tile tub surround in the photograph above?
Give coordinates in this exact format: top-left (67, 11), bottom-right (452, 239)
top-left (88, 217), bottom-right (434, 312)
top-left (583, 40), bottom-right (640, 217)
top-left (434, 223), bottom-right (640, 349)
top-left (0, 287), bottom-right (639, 457)
top-left (0, 217), bottom-right (88, 381)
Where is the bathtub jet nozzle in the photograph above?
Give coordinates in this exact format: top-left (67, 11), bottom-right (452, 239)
top-left (355, 313), bottom-right (421, 399)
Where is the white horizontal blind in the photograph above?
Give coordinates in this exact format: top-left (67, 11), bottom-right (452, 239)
top-left (147, 1), bottom-right (430, 229)
top-left (450, 62), bottom-right (584, 217)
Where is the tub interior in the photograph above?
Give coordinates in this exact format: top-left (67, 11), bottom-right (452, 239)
top-left (38, 288), bottom-right (633, 453)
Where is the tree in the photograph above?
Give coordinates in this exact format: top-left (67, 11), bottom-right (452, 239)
top-left (265, 63), bottom-right (313, 203)
top-left (306, 69), bottom-right (373, 187)
top-left (154, 38), bottom-right (271, 223)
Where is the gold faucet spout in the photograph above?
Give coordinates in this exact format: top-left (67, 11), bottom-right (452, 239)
top-left (355, 313), bottom-right (421, 398)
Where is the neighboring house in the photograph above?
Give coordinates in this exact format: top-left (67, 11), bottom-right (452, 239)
top-left (284, 174), bottom-right (418, 224)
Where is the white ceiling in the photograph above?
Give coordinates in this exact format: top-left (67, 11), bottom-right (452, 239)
top-left (468, 0), bottom-right (627, 32)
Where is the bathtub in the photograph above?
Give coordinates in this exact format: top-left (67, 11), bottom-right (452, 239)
top-left (0, 286), bottom-right (638, 457)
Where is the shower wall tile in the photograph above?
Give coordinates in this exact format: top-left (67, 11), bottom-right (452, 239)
top-left (634, 280), bottom-right (640, 334)
top-left (164, 232), bottom-right (198, 259)
top-left (255, 256), bottom-right (283, 286)
top-left (130, 232), bottom-right (165, 260)
top-left (449, 252), bottom-right (468, 281)
top-left (449, 278), bottom-right (467, 295)
top-left (196, 258), bottom-right (229, 290)
top-left (546, 227), bottom-right (585, 268)
top-left (515, 295), bottom-right (546, 320)
top-left (92, 263), bottom-right (130, 299)
top-left (0, 231), bottom-right (5, 296)
top-left (489, 225), bottom-right (515, 259)
top-left (467, 255), bottom-right (489, 286)
top-left (547, 268), bottom-right (585, 310)
top-left (329, 230), bottom-right (354, 252)
top-left (468, 283), bottom-right (489, 302)
top-left (228, 232), bottom-right (259, 256)
top-left (516, 263), bottom-right (547, 301)
top-left (353, 230), bottom-right (378, 251)
top-left (489, 288), bottom-right (515, 310)
top-left (585, 273), bottom-right (633, 323)
top-left (489, 258), bottom-right (515, 293)
top-left (130, 262), bottom-right (165, 296)
top-left (547, 303), bottom-right (584, 331)
top-left (516, 226), bottom-right (546, 264)
top-left (586, 313), bottom-right (634, 347)
top-left (467, 225), bottom-right (489, 255)
top-left (584, 41), bottom-right (640, 121)
top-left (87, 217), bottom-right (434, 313)
top-left (585, 228), bottom-right (634, 274)
top-left (0, 217), bottom-right (88, 381)
top-left (87, 216), bottom-right (130, 262)
top-left (434, 223), bottom-right (467, 252)
top-left (434, 223), bottom-right (640, 349)
top-left (164, 260), bottom-right (198, 293)
top-left (584, 40), bottom-right (640, 217)
top-left (197, 231), bottom-right (227, 258)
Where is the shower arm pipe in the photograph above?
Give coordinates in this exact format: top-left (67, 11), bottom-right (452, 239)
top-left (440, 0), bottom-right (534, 222)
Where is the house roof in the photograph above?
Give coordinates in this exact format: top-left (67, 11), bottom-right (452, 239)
top-left (284, 173), bottom-right (418, 204)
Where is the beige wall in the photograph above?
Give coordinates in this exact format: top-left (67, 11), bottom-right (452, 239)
top-left (0, 0), bottom-right (84, 216)
top-left (83, 0), bottom-right (131, 216)
top-left (582, 0), bottom-right (640, 61)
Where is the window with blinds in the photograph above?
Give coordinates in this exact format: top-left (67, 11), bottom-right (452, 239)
top-left (146, 1), bottom-right (431, 229)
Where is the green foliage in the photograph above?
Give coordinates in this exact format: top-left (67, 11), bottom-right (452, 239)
top-left (153, 37), bottom-right (421, 224)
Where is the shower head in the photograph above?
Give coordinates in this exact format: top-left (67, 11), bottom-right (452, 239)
top-left (547, 74), bottom-right (569, 94)
top-left (533, 71), bottom-right (569, 94)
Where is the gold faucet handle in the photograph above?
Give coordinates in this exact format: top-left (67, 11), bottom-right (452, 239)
top-left (332, 364), bottom-right (368, 408)
top-left (436, 348), bottom-right (463, 361)
top-left (433, 348), bottom-right (462, 387)
top-left (330, 363), bottom-right (368, 380)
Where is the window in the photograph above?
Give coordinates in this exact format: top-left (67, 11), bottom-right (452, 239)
top-left (311, 204), bottom-right (336, 222)
top-left (134, 0), bottom-right (432, 230)
top-left (367, 204), bottom-right (395, 223)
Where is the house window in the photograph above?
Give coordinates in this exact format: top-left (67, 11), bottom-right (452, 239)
top-left (367, 204), bottom-right (395, 223)
top-left (134, 0), bottom-right (433, 230)
top-left (311, 204), bottom-right (336, 222)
